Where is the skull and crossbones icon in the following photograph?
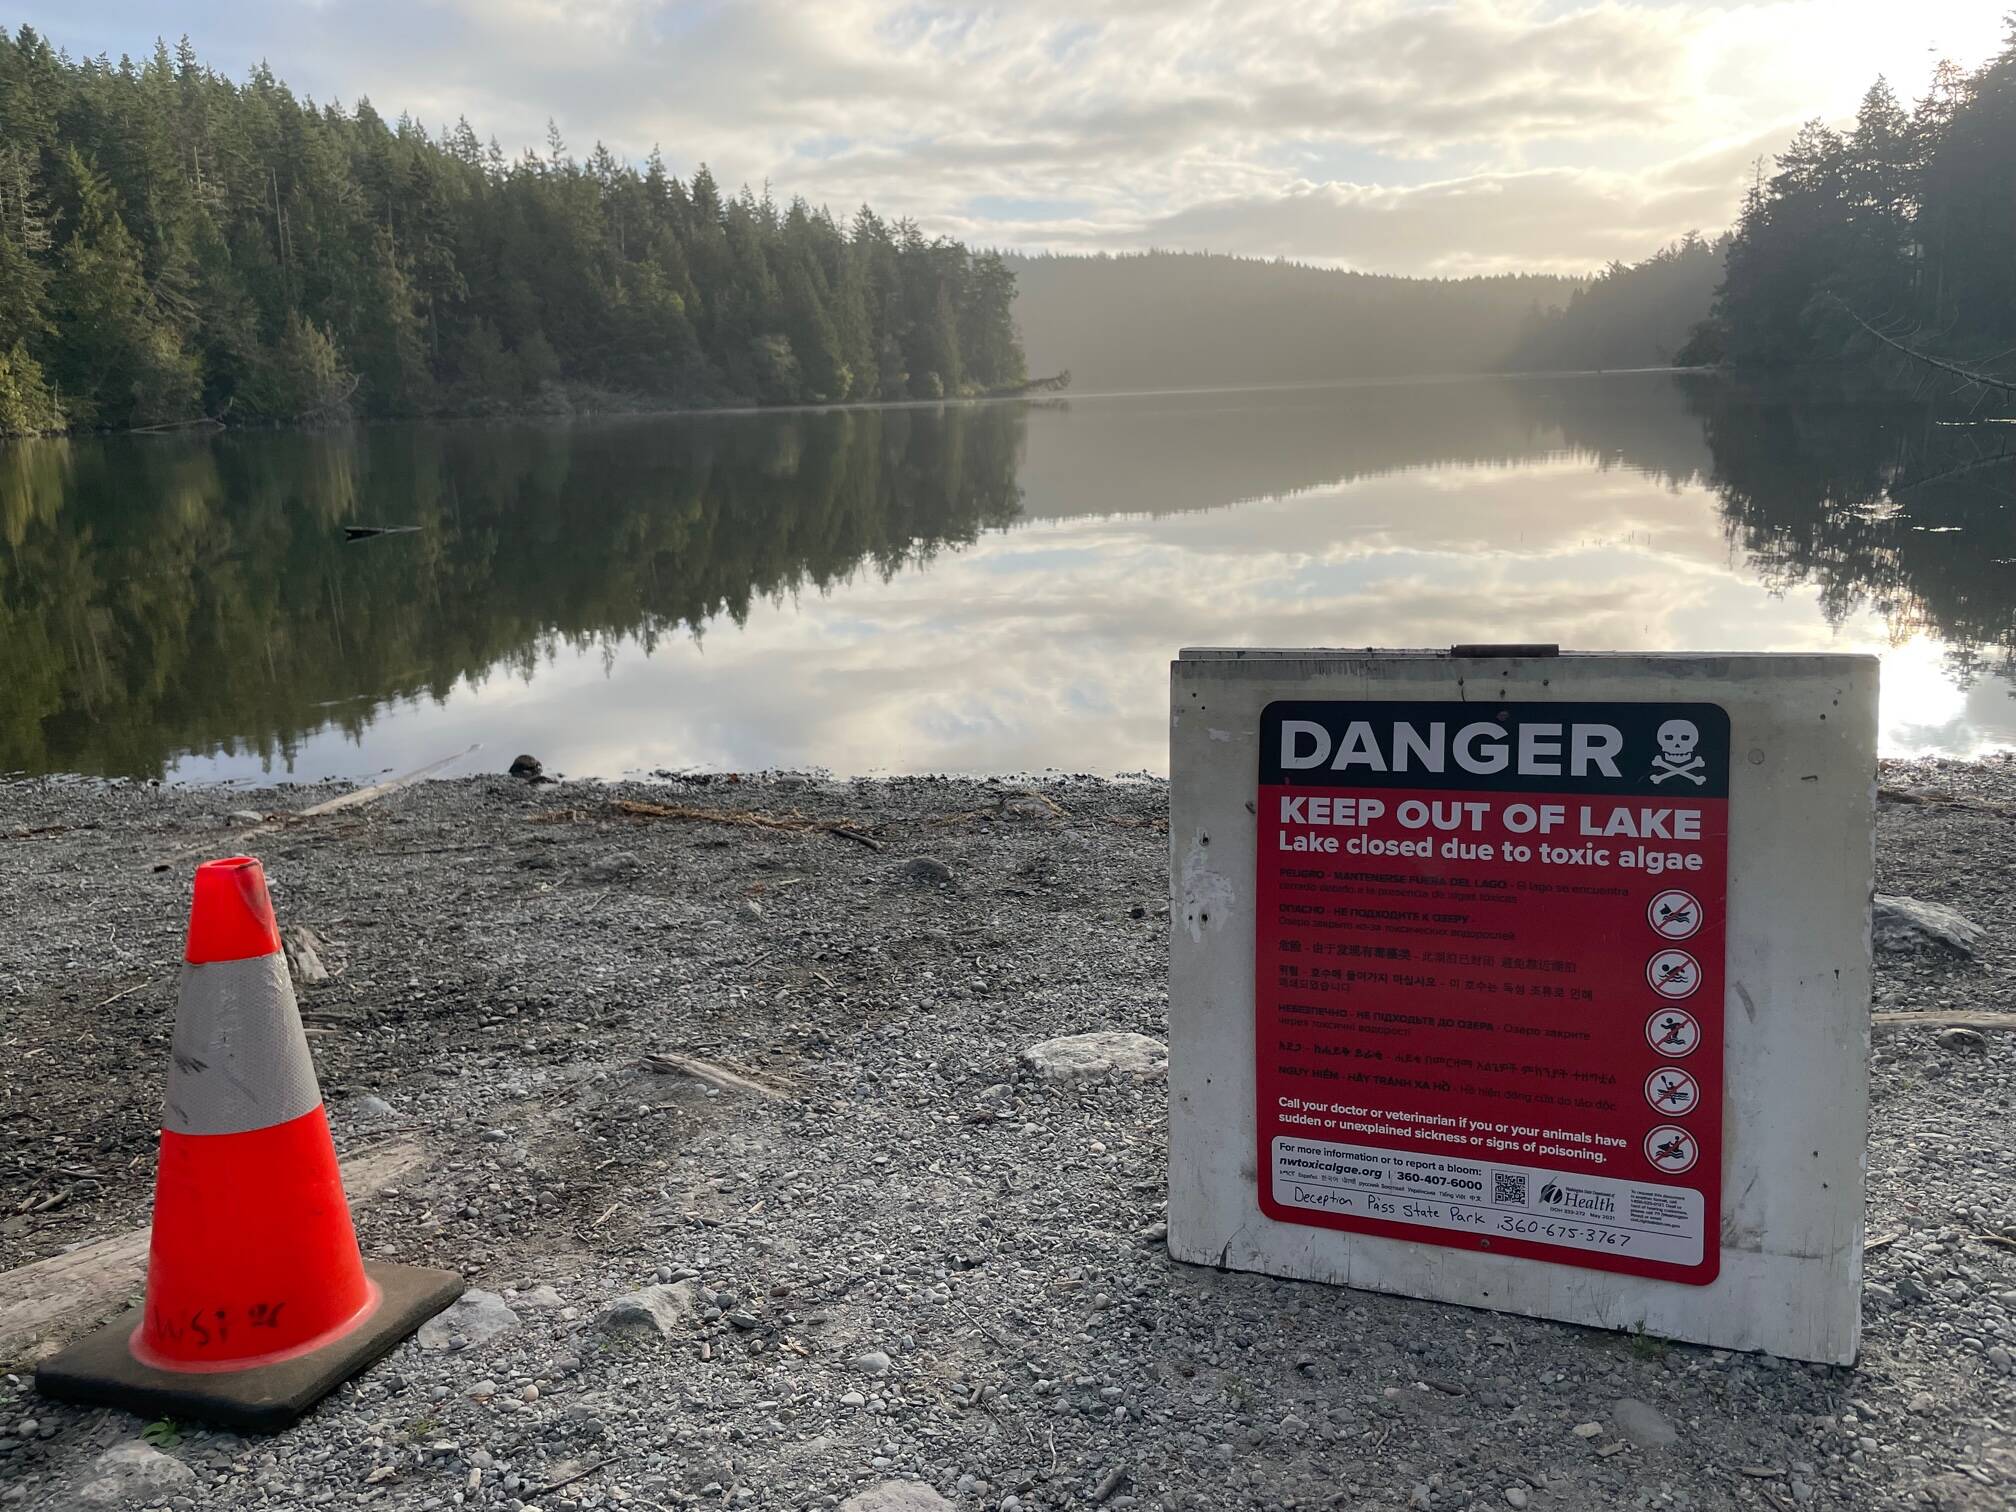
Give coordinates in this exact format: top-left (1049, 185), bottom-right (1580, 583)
top-left (1649, 719), bottom-right (1706, 785)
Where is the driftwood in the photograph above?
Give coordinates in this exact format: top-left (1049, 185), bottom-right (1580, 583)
top-left (1871, 1011), bottom-right (2016, 1035)
top-left (1877, 786), bottom-right (2016, 817)
top-left (640, 1052), bottom-right (791, 1101)
top-left (147, 744), bottom-right (482, 872)
top-left (610, 798), bottom-right (882, 851)
top-left (0, 1138), bottom-right (425, 1361)
top-left (1826, 296), bottom-right (2016, 398)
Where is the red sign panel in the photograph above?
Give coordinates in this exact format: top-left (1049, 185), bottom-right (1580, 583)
top-left (1255, 700), bottom-right (1729, 1285)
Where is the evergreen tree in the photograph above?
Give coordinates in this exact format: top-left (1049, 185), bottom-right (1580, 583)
top-left (0, 30), bottom-right (1023, 431)
top-left (48, 147), bottom-right (198, 426)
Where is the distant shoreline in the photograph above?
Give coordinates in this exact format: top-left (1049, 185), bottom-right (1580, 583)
top-left (3, 366), bottom-right (1727, 445)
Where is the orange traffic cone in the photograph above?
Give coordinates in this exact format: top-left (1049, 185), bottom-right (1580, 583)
top-left (37, 857), bottom-right (462, 1431)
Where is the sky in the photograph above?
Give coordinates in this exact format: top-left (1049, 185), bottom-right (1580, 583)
top-left (17, 2), bottom-right (2011, 276)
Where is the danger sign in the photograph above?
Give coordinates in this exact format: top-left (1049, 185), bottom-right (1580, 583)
top-left (1254, 700), bottom-right (1729, 1285)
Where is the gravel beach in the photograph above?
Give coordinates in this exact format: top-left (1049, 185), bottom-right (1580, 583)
top-left (1, 761), bottom-right (2013, 1511)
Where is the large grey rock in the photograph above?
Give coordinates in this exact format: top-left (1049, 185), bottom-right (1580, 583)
top-left (417, 1289), bottom-right (519, 1351)
top-left (898, 856), bottom-right (954, 885)
top-left (1611, 1397), bottom-right (1679, 1448)
top-left (70, 1442), bottom-right (195, 1506)
top-left (594, 1280), bottom-right (699, 1338)
top-left (840, 1483), bottom-right (953, 1512)
top-left (1873, 894), bottom-right (1984, 956)
top-left (1020, 1031), bottom-right (1167, 1082)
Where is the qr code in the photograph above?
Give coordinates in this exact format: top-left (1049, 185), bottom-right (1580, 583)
top-left (1492, 1172), bottom-right (1529, 1206)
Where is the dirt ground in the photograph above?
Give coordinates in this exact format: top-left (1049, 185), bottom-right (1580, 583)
top-left (0, 762), bottom-right (2012, 1511)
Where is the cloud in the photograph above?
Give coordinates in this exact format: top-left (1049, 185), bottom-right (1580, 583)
top-left (20, 0), bottom-right (2009, 274)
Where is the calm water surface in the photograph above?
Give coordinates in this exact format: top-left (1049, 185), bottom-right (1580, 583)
top-left (5, 372), bottom-right (2014, 782)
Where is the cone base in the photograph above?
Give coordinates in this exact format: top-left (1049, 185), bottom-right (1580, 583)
top-left (35, 1261), bottom-right (462, 1433)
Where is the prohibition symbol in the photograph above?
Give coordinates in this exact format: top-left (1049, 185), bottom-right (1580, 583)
top-left (1644, 1066), bottom-right (1700, 1114)
top-left (1646, 1007), bottom-right (1702, 1058)
top-left (1646, 948), bottom-right (1701, 999)
top-left (1647, 889), bottom-right (1702, 941)
top-left (1644, 1124), bottom-right (1699, 1175)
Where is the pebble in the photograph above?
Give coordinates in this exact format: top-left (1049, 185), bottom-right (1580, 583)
top-left (853, 1350), bottom-right (893, 1376)
top-left (1018, 1031), bottom-right (1168, 1082)
top-left (417, 1291), bottom-right (519, 1352)
top-left (581, 849), bottom-right (641, 882)
top-left (1504, 1488), bottom-right (1529, 1509)
top-left (595, 1281), bottom-right (699, 1338)
top-left (70, 1442), bottom-right (197, 1505)
top-left (1611, 1398), bottom-right (1679, 1448)
top-left (897, 856), bottom-right (954, 885)
top-left (1935, 1026), bottom-right (1987, 1054)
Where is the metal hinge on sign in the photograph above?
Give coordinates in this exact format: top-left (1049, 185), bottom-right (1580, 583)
top-left (1448, 644), bottom-right (1560, 658)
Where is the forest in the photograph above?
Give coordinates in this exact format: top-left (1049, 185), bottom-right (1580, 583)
top-left (0, 28), bottom-right (1025, 437)
top-left (1704, 30), bottom-right (2016, 369)
top-left (1007, 250), bottom-right (1577, 392)
top-left (1519, 25), bottom-right (2016, 375)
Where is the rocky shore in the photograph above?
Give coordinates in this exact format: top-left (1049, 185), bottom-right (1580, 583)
top-left (1, 761), bottom-right (2012, 1510)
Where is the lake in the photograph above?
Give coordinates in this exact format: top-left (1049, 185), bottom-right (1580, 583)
top-left (4, 371), bottom-right (2013, 783)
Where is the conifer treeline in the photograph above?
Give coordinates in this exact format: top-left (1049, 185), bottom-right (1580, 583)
top-left (1705, 29), bottom-right (2016, 366)
top-left (0, 28), bottom-right (1025, 436)
top-left (1511, 25), bottom-right (2016, 373)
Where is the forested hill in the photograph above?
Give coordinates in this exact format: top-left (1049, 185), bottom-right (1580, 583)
top-left (1004, 252), bottom-right (1578, 392)
top-left (1508, 29), bottom-right (2016, 376)
top-left (0, 28), bottom-right (1023, 436)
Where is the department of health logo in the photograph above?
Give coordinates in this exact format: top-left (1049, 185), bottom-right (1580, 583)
top-left (1538, 1181), bottom-right (1617, 1218)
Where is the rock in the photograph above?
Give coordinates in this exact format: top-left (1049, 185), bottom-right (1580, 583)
top-left (349, 1093), bottom-right (396, 1120)
top-left (225, 809), bottom-right (263, 826)
top-left (467, 1379), bottom-right (498, 1398)
top-left (581, 850), bottom-right (641, 883)
top-left (1935, 1026), bottom-right (1988, 1054)
top-left (1019, 1031), bottom-right (1168, 1082)
top-left (1571, 1422), bottom-right (1602, 1438)
top-left (840, 1482), bottom-right (954, 1512)
top-left (1000, 793), bottom-right (1061, 820)
top-left (1989, 1344), bottom-right (2014, 1373)
top-left (1872, 894), bottom-right (1984, 956)
top-left (513, 1284), bottom-right (566, 1310)
top-left (1611, 1397), bottom-right (1678, 1449)
top-left (417, 1290), bottom-right (519, 1351)
top-left (853, 1350), bottom-right (892, 1376)
top-left (898, 856), bottom-right (954, 885)
top-left (70, 1442), bottom-right (195, 1506)
top-left (593, 1280), bottom-right (699, 1339)
top-left (736, 899), bottom-right (764, 922)
top-left (508, 754), bottom-right (544, 780)
top-left (1505, 1489), bottom-right (1530, 1510)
